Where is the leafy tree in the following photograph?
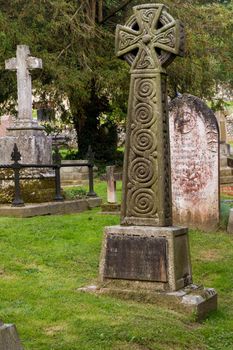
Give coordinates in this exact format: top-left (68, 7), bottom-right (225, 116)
top-left (0, 0), bottom-right (232, 159)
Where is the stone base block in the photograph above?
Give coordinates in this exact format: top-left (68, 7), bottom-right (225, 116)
top-left (0, 128), bottom-right (52, 164)
top-left (0, 176), bottom-right (55, 204)
top-left (99, 225), bottom-right (192, 292)
top-left (79, 284), bottom-right (217, 321)
top-left (101, 203), bottom-right (121, 215)
top-left (0, 197), bottom-right (102, 218)
top-left (0, 322), bottom-right (23, 349)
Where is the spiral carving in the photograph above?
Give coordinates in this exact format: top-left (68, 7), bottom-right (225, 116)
top-left (136, 79), bottom-right (155, 99)
top-left (130, 188), bottom-right (156, 216)
top-left (135, 102), bottom-right (155, 126)
top-left (129, 158), bottom-right (154, 184)
top-left (132, 129), bottom-right (155, 154)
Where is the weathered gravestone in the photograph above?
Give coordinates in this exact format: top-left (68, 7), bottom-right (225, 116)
top-left (97, 4), bottom-right (217, 318)
top-left (215, 110), bottom-right (233, 189)
top-left (0, 321), bottom-right (23, 350)
top-left (101, 166), bottom-right (121, 214)
top-left (0, 45), bottom-right (54, 203)
top-left (169, 94), bottom-right (220, 231)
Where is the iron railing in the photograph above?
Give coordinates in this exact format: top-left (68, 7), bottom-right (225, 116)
top-left (0, 144), bottom-right (97, 207)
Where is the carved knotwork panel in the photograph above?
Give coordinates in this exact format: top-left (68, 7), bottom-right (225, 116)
top-left (116, 4), bottom-right (184, 70)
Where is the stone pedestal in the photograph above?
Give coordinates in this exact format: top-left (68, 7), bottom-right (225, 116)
top-left (0, 322), bottom-right (23, 350)
top-left (0, 126), bottom-right (52, 165)
top-left (99, 226), bottom-right (192, 292)
top-left (0, 126), bottom-right (54, 204)
top-left (101, 203), bottom-right (121, 215)
top-left (96, 225), bottom-right (217, 319)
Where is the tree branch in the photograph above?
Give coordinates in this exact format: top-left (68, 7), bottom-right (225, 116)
top-left (99, 0), bottom-right (134, 24)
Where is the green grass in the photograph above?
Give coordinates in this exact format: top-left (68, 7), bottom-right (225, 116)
top-left (64, 180), bottom-right (122, 204)
top-left (1, 183), bottom-right (233, 349)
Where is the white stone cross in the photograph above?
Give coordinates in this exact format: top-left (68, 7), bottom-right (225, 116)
top-left (5, 45), bottom-right (42, 125)
top-left (106, 166), bottom-right (117, 204)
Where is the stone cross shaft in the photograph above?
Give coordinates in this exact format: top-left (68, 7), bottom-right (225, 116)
top-left (5, 45), bottom-right (42, 125)
top-left (116, 4), bottom-right (184, 227)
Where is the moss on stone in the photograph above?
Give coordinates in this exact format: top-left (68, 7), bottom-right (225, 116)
top-left (0, 178), bottom-right (58, 204)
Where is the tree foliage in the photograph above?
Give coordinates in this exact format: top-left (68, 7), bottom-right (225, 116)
top-left (0, 0), bottom-right (232, 157)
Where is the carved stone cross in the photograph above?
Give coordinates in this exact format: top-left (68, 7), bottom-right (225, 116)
top-left (116, 4), bottom-right (184, 227)
top-left (5, 45), bottom-right (42, 127)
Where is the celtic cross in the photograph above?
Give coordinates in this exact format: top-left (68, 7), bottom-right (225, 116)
top-left (116, 4), bottom-right (184, 226)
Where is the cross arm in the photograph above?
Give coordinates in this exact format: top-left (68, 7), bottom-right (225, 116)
top-left (5, 57), bottom-right (17, 71)
top-left (153, 20), bottom-right (185, 56)
top-left (27, 56), bottom-right (43, 69)
top-left (115, 25), bottom-right (142, 58)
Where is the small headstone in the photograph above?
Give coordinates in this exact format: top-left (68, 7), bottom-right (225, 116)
top-left (169, 94), bottom-right (219, 231)
top-left (106, 166), bottom-right (117, 204)
top-left (0, 322), bottom-right (23, 350)
top-left (101, 166), bottom-right (122, 214)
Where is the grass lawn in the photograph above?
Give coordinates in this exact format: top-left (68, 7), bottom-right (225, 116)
top-left (0, 183), bottom-right (233, 349)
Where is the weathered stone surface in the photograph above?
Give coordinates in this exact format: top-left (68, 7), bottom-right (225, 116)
top-left (226, 114), bottom-right (233, 142)
top-left (0, 130), bottom-right (52, 165)
top-left (227, 208), bottom-right (233, 233)
top-left (0, 323), bottom-right (23, 350)
top-left (0, 45), bottom-right (52, 166)
top-left (0, 177), bottom-right (55, 204)
top-left (0, 197), bottom-right (102, 218)
top-left (80, 283), bottom-right (217, 321)
top-left (117, 4), bottom-right (185, 227)
top-left (0, 115), bottom-right (14, 137)
top-left (60, 160), bottom-right (98, 186)
top-left (99, 225), bottom-right (192, 292)
top-left (169, 94), bottom-right (219, 231)
top-left (101, 203), bottom-right (121, 215)
top-left (104, 234), bottom-right (167, 282)
top-left (97, 3), bottom-right (217, 318)
top-left (5, 45), bottom-right (42, 128)
top-left (216, 110), bottom-right (227, 144)
top-left (106, 166), bottom-right (117, 204)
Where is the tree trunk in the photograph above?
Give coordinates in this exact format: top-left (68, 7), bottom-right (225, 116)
top-left (98, 0), bottom-right (103, 23)
top-left (90, 0), bottom-right (96, 24)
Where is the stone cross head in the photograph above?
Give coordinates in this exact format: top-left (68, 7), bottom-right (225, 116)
top-left (5, 45), bottom-right (42, 124)
top-left (116, 3), bottom-right (184, 71)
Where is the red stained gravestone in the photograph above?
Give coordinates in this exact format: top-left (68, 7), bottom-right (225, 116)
top-left (169, 94), bottom-right (219, 231)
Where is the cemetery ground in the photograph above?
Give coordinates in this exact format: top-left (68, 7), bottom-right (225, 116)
top-left (0, 182), bottom-right (233, 349)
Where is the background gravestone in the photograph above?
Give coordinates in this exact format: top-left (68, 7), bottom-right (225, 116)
top-left (0, 322), bottom-right (23, 350)
top-left (169, 94), bottom-right (219, 231)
